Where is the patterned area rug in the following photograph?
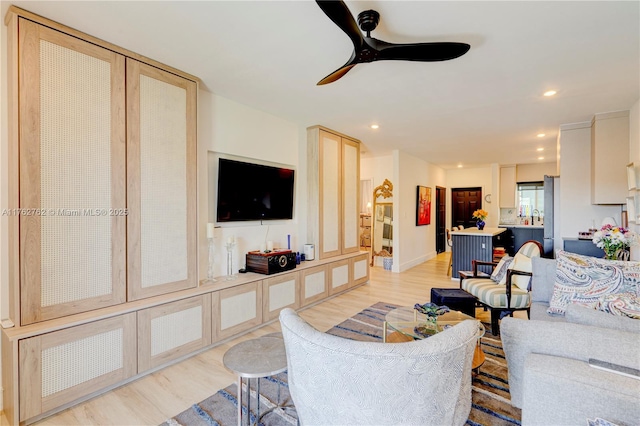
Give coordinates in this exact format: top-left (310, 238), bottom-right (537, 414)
top-left (162, 302), bottom-right (521, 426)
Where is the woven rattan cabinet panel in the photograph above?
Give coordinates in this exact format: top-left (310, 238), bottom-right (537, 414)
top-left (17, 18), bottom-right (127, 325)
top-left (18, 314), bottom-right (136, 421)
top-left (137, 295), bottom-right (212, 373)
top-left (126, 59), bottom-right (197, 301)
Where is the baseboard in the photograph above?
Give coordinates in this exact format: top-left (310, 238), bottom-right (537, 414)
top-left (398, 251), bottom-right (436, 272)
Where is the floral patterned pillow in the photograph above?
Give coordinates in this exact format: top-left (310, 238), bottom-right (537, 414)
top-left (547, 250), bottom-right (640, 315)
top-left (595, 292), bottom-right (640, 319)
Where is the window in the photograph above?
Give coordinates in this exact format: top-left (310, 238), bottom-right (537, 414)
top-left (517, 182), bottom-right (544, 218)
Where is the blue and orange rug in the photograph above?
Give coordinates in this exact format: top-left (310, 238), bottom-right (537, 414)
top-left (162, 302), bottom-right (520, 426)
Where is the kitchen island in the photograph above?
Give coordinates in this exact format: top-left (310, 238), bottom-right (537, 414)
top-left (498, 225), bottom-right (544, 255)
top-left (451, 228), bottom-right (507, 279)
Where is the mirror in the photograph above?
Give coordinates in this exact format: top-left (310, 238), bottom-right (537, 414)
top-left (370, 179), bottom-right (393, 266)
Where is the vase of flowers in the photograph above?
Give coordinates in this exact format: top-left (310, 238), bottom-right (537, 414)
top-left (592, 225), bottom-right (637, 260)
top-left (472, 209), bottom-right (489, 230)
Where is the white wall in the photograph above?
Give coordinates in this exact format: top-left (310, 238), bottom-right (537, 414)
top-left (197, 91), bottom-right (304, 279)
top-left (394, 150), bottom-right (446, 272)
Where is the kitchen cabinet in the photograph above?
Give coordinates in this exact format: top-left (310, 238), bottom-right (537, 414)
top-left (563, 238), bottom-right (605, 258)
top-left (500, 226), bottom-right (544, 255)
top-left (591, 111), bottom-right (629, 204)
top-left (307, 126), bottom-right (361, 259)
top-left (500, 166), bottom-right (517, 208)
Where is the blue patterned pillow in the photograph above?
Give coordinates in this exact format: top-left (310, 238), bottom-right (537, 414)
top-left (547, 250), bottom-right (639, 315)
top-left (490, 256), bottom-right (513, 284)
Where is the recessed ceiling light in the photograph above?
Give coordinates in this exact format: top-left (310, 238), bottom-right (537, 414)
top-left (537, 133), bottom-right (545, 138)
top-left (370, 124), bottom-right (379, 129)
top-left (537, 147), bottom-right (544, 152)
top-left (538, 156), bottom-right (545, 160)
top-left (457, 164), bottom-right (463, 168)
top-left (543, 90), bottom-right (557, 97)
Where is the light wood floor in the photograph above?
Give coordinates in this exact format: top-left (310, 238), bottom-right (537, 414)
top-left (9, 253), bottom-right (521, 426)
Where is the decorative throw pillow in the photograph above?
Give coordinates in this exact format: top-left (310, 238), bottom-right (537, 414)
top-left (490, 255), bottom-right (513, 284)
top-left (508, 251), bottom-right (534, 290)
top-left (595, 292), bottom-right (640, 319)
top-left (547, 250), bottom-right (637, 315)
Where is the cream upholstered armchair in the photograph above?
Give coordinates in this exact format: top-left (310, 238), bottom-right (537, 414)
top-left (459, 240), bottom-right (543, 335)
top-left (279, 308), bottom-right (478, 426)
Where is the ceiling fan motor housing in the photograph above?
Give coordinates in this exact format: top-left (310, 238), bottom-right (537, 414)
top-left (357, 9), bottom-right (380, 34)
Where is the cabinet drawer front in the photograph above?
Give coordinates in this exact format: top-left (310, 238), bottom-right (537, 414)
top-left (19, 314), bottom-right (136, 421)
top-left (263, 272), bottom-right (299, 322)
top-left (329, 260), bottom-right (350, 295)
top-left (213, 282), bottom-right (263, 340)
top-left (138, 295), bottom-right (212, 372)
top-left (351, 253), bottom-right (370, 286)
top-left (301, 266), bottom-right (328, 306)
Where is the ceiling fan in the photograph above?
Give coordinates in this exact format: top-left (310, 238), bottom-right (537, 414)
top-left (316, 0), bottom-right (471, 85)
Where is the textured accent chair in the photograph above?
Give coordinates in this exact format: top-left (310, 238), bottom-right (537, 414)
top-left (279, 308), bottom-right (478, 426)
top-left (459, 240), bottom-right (543, 335)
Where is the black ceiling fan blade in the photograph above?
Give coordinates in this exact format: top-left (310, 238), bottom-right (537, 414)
top-left (316, 0), bottom-right (363, 49)
top-left (375, 41), bottom-right (470, 62)
top-left (317, 63), bottom-right (357, 86)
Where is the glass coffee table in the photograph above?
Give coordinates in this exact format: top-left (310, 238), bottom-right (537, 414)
top-left (383, 306), bottom-right (486, 371)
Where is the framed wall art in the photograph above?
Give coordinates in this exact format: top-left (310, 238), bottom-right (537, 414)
top-left (416, 185), bottom-right (431, 226)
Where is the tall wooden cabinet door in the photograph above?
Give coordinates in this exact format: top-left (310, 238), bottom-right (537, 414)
top-left (127, 59), bottom-right (197, 300)
top-left (319, 130), bottom-right (342, 259)
top-left (18, 314), bottom-right (136, 422)
top-left (18, 19), bottom-right (127, 325)
top-left (342, 139), bottom-right (360, 254)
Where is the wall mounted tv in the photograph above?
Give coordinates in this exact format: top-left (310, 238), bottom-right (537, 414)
top-left (216, 158), bottom-right (295, 222)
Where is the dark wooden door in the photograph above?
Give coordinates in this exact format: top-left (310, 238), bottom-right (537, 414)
top-left (436, 186), bottom-right (446, 253)
top-left (452, 187), bottom-right (482, 229)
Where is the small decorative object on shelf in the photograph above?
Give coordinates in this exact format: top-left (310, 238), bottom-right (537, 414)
top-left (472, 209), bottom-right (489, 230)
top-left (413, 302), bottom-right (450, 337)
top-left (592, 225), bottom-right (638, 260)
top-left (225, 236), bottom-right (237, 280)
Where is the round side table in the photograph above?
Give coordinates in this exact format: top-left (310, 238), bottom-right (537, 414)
top-left (223, 335), bottom-right (288, 426)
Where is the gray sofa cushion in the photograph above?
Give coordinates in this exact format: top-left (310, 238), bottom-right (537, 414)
top-left (501, 317), bottom-right (640, 409)
top-left (531, 257), bottom-right (556, 303)
top-left (522, 354), bottom-right (640, 425)
top-left (565, 303), bottom-right (640, 334)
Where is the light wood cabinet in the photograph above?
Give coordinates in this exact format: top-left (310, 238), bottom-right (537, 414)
top-left (300, 265), bottom-right (329, 307)
top-left (328, 259), bottom-right (350, 295)
top-left (137, 295), bottom-right (211, 373)
top-left (9, 13), bottom-right (198, 325)
top-left (16, 18), bottom-right (127, 325)
top-left (213, 282), bottom-right (263, 341)
top-left (591, 111), bottom-right (630, 204)
top-left (307, 126), bottom-right (361, 260)
top-left (350, 252), bottom-right (370, 287)
top-left (126, 59), bottom-right (198, 300)
top-left (262, 272), bottom-right (300, 322)
top-left (18, 314), bottom-right (137, 421)
top-left (499, 165), bottom-right (516, 208)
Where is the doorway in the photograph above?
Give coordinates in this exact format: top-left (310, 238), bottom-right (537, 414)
top-left (452, 187), bottom-right (482, 229)
top-left (436, 186), bottom-right (446, 253)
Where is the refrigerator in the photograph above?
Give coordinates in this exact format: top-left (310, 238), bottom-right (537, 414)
top-left (543, 175), bottom-right (556, 257)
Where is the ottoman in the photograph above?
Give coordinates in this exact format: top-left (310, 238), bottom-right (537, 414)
top-left (430, 288), bottom-right (476, 317)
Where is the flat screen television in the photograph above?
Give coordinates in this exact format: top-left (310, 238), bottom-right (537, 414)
top-left (216, 158), bottom-right (295, 222)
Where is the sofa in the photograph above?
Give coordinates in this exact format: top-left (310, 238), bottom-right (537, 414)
top-left (502, 256), bottom-right (640, 425)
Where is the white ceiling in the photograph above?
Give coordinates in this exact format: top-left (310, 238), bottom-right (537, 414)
top-left (3, 1), bottom-right (639, 169)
